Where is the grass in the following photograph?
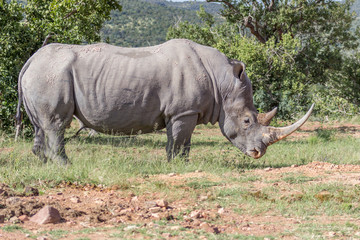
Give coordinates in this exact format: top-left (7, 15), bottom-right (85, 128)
top-left (1, 123), bottom-right (360, 238)
top-left (1, 125), bottom-right (359, 188)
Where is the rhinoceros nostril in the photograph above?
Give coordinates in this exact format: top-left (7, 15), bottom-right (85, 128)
top-left (247, 148), bottom-right (262, 159)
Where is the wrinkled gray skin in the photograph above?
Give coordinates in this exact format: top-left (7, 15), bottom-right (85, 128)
top-left (16, 39), bottom-right (312, 165)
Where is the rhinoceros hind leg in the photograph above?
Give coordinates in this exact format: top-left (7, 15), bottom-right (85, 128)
top-left (166, 114), bottom-right (197, 161)
top-left (32, 126), bottom-right (47, 163)
top-left (44, 129), bottom-right (69, 165)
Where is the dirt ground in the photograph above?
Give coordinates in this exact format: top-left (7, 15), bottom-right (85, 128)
top-left (0, 122), bottom-right (359, 239)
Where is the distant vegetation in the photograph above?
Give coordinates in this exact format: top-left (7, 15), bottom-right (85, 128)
top-left (100, 0), bottom-right (222, 47)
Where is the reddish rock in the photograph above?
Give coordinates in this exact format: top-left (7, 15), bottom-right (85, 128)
top-left (30, 205), bottom-right (61, 224)
top-left (19, 215), bottom-right (29, 222)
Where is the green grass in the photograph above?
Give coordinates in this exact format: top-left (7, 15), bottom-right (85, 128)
top-left (1, 123), bottom-right (360, 238)
top-left (2, 125), bottom-right (359, 188)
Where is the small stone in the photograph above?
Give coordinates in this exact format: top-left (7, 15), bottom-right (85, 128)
top-left (217, 208), bottom-right (225, 214)
top-left (124, 225), bottom-right (138, 231)
top-left (151, 213), bottom-right (161, 220)
top-left (6, 197), bottom-right (21, 206)
top-left (327, 231), bottom-right (336, 237)
top-left (193, 219), bottom-right (201, 226)
top-left (162, 233), bottom-right (172, 238)
top-left (195, 170), bottom-right (202, 173)
top-left (199, 195), bottom-right (208, 201)
top-left (190, 210), bottom-right (201, 219)
top-left (156, 199), bottom-right (168, 208)
top-left (30, 205), bottom-right (61, 225)
top-left (200, 222), bottom-right (214, 232)
top-left (264, 167), bottom-right (272, 172)
top-left (70, 196), bottom-right (81, 203)
top-left (291, 164), bottom-right (298, 168)
top-left (119, 209), bottom-right (131, 215)
top-left (145, 201), bottom-right (157, 208)
top-left (19, 215), bottom-right (29, 222)
top-left (170, 225), bottom-right (181, 230)
top-left (149, 207), bottom-right (161, 213)
top-left (168, 173), bottom-right (177, 177)
top-left (9, 216), bottom-right (20, 224)
top-left (37, 237), bottom-right (48, 240)
top-left (95, 199), bottom-right (104, 205)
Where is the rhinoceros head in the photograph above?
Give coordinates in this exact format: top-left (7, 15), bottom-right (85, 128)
top-left (219, 60), bottom-right (314, 159)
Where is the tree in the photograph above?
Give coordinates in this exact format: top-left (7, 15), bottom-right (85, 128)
top-left (167, 1), bottom-right (360, 118)
top-left (0, 0), bottom-right (122, 134)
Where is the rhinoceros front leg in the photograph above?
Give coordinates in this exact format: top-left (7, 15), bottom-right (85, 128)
top-left (166, 114), bottom-right (197, 161)
top-left (44, 129), bottom-right (69, 165)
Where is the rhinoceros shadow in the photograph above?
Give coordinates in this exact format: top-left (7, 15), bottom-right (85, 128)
top-left (67, 134), bottom-right (229, 148)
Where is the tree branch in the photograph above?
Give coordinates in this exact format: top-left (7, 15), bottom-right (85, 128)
top-left (244, 16), bottom-right (266, 43)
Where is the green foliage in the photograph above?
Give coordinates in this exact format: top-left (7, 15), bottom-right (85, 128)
top-left (167, 0), bottom-right (360, 119)
top-left (101, 0), bottom-right (221, 47)
top-left (0, 0), bottom-right (121, 134)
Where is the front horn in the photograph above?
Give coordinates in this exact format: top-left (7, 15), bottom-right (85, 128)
top-left (264, 104), bottom-right (315, 145)
top-left (258, 107), bottom-right (278, 126)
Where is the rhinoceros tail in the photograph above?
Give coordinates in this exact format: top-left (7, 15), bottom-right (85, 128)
top-left (15, 60), bottom-right (31, 141)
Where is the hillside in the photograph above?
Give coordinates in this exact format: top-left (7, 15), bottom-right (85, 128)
top-left (100, 0), bottom-right (222, 47)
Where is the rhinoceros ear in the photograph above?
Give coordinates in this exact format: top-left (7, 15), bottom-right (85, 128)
top-left (230, 60), bottom-right (246, 81)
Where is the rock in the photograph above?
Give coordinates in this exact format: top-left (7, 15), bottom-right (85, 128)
top-left (6, 197), bottom-right (21, 206)
top-left (291, 164), bottom-right (298, 168)
top-left (162, 233), bottom-right (172, 238)
top-left (0, 215), bottom-right (5, 223)
top-left (264, 167), bottom-right (272, 172)
top-left (19, 215), bottom-right (29, 222)
top-left (190, 210), bottom-right (201, 219)
top-left (315, 191), bottom-right (332, 202)
top-left (168, 173), bottom-right (177, 177)
top-left (124, 225), bottom-right (138, 231)
top-left (151, 213), bottom-right (161, 220)
top-left (149, 207), bottom-right (161, 213)
top-left (37, 237), bottom-right (48, 240)
top-left (70, 196), bottom-right (81, 203)
top-left (9, 216), bottom-right (20, 224)
top-left (145, 201), bottom-right (157, 208)
top-left (199, 195), bottom-right (208, 201)
top-left (326, 231), bottom-right (336, 237)
top-left (217, 208), bottom-right (225, 214)
top-left (169, 225), bottom-right (181, 230)
top-left (95, 199), bottom-right (105, 205)
top-left (131, 196), bottom-right (139, 203)
top-left (24, 186), bottom-right (39, 196)
top-left (30, 205), bottom-right (61, 224)
top-left (200, 222), bottom-right (214, 232)
top-left (156, 199), bottom-right (168, 208)
top-left (195, 170), bottom-right (202, 173)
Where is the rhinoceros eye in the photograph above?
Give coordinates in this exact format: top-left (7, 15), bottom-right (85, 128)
top-left (243, 117), bottom-right (252, 129)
